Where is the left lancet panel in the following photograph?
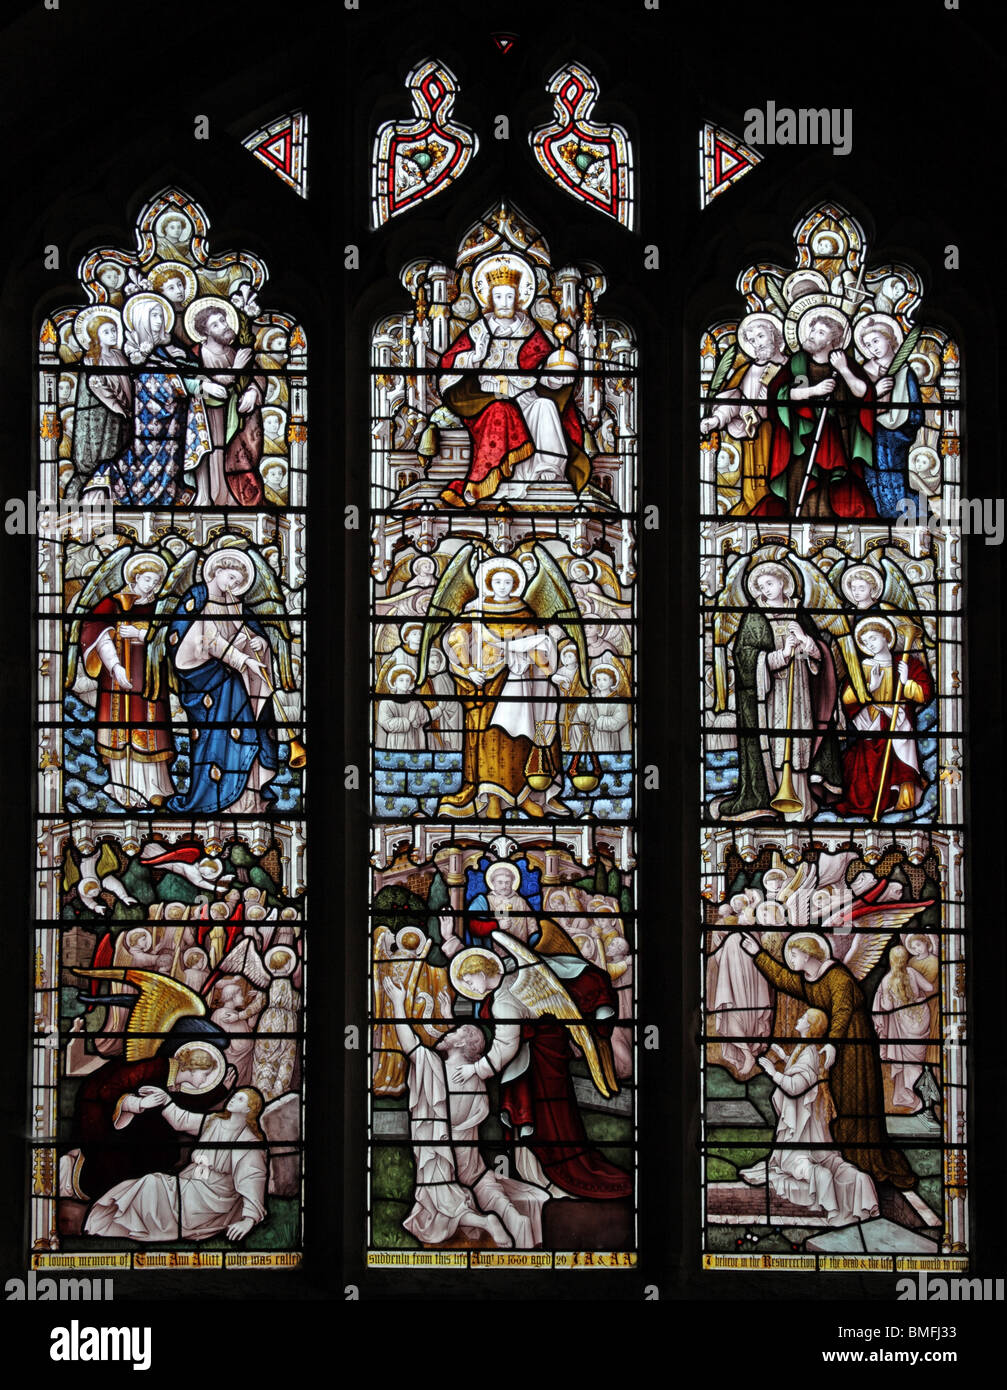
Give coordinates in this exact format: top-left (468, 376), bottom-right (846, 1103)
top-left (31, 189), bottom-right (307, 1270)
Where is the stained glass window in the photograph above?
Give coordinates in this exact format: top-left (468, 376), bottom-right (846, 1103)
top-left (371, 60), bottom-right (478, 227)
top-left (242, 111), bottom-right (309, 199)
top-left (367, 201), bottom-right (639, 1269)
top-left (698, 202), bottom-right (968, 1270)
top-left (32, 189), bottom-right (307, 1271)
top-left (530, 63), bottom-right (635, 229)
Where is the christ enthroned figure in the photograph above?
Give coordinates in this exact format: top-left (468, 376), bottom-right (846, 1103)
top-left (436, 259), bottom-right (591, 506)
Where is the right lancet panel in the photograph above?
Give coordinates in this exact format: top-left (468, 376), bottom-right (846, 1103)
top-left (698, 202), bottom-right (969, 1274)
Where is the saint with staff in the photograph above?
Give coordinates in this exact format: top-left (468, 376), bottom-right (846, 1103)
top-left (835, 615), bottom-right (933, 818)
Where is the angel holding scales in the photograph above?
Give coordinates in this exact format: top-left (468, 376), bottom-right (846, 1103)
top-left (418, 543), bottom-right (590, 819)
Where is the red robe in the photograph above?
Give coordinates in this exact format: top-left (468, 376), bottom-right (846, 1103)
top-left (71, 1055), bottom-right (230, 1202)
top-left (751, 353), bottom-right (877, 518)
top-left (836, 654), bottom-right (933, 815)
top-left (481, 957), bottom-right (632, 1200)
top-left (439, 322), bottom-right (584, 498)
top-left (81, 594), bottom-right (173, 762)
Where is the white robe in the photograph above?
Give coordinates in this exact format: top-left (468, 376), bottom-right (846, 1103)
top-left (761, 1044), bottom-right (879, 1226)
top-left (402, 1041), bottom-right (547, 1249)
top-left (84, 1106), bottom-right (267, 1242)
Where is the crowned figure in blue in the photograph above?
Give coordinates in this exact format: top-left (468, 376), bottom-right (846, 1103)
top-left (167, 548), bottom-right (280, 814)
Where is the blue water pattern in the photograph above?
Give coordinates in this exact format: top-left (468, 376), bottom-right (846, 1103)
top-left (62, 692), bottom-right (301, 814)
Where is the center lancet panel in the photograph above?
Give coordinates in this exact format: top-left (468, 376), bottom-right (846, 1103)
top-left (367, 203), bottom-right (639, 1269)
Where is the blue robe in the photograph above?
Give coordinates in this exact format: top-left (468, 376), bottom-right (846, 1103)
top-left (109, 345), bottom-right (194, 505)
top-left (167, 583), bottom-right (279, 814)
top-left (870, 366), bottom-right (924, 518)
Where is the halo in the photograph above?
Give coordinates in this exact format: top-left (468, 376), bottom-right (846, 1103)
top-left (261, 459), bottom-right (288, 480)
top-left (148, 261), bottom-right (198, 305)
top-left (95, 260), bottom-right (126, 287)
top-left (261, 406), bottom-right (286, 435)
top-left (73, 305), bottom-right (123, 354)
top-left (794, 303), bottom-right (851, 353)
top-left (265, 946), bottom-right (297, 977)
top-left (385, 663), bottom-right (416, 688)
top-left (123, 292), bottom-right (175, 335)
top-left (811, 229), bottom-right (846, 257)
top-left (472, 253), bottom-right (536, 311)
top-left (173, 1042), bottom-right (226, 1095)
top-left (123, 551), bottom-right (168, 588)
top-left (854, 312), bottom-right (904, 360)
top-left (783, 269), bottom-right (829, 303)
top-left (761, 867), bottom-right (790, 898)
top-left (395, 927), bottom-right (426, 954)
top-left (126, 928), bottom-right (152, 949)
top-left (590, 660), bottom-right (622, 689)
top-left (156, 209), bottom-right (192, 240)
top-left (840, 564), bottom-right (884, 604)
top-left (746, 560), bottom-right (796, 602)
top-left (411, 553), bottom-right (438, 576)
top-left (203, 547), bottom-right (255, 595)
top-left (484, 861), bottom-right (522, 894)
top-left (474, 555), bottom-right (526, 599)
top-left (567, 557), bottom-right (596, 583)
top-left (184, 296), bottom-right (240, 343)
top-left (854, 615), bottom-right (897, 651)
top-left (736, 311), bottom-right (784, 353)
top-left (449, 947), bottom-right (503, 1001)
top-left (784, 932), bottom-right (832, 970)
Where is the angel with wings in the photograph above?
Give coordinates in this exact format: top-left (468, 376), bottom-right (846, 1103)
top-left (66, 546), bottom-right (176, 809)
top-left (713, 551), bottom-right (869, 822)
top-left (141, 541), bottom-right (299, 815)
top-left (417, 543), bottom-right (591, 819)
top-left (739, 887), bottom-right (934, 1191)
top-left (63, 966), bottom-right (235, 1206)
top-left (214, 936), bottom-right (302, 1101)
top-left (449, 930), bottom-right (632, 1201)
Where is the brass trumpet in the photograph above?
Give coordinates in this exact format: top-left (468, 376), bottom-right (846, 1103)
top-left (770, 648), bottom-right (803, 815)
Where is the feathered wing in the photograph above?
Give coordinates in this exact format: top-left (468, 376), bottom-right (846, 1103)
top-left (242, 545), bottom-right (295, 692)
top-left (880, 556), bottom-right (931, 650)
top-left (65, 546), bottom-right (131, 689)
top-left (491, 929), bottom-right (616, 1100)
top-left (416, 544), bottom-right (478, 683)
top-left (524, 544), bottom-right (590, 687)
top-left (786, 552), bottom-right (869, 704)
top-left (144, 547), bottom-right (199, 700)
top-left (707, 343), bottom-right (738, 397)
top-left (711, 552), bottom-right (751, 714)
top-left (72, 968), bottom-right (206, 1061)
top-left (839, 933), bottom-right (895, 982)
top-left (821, 897), bottom-right (935, 937)
top-left (215, 936), bottom-right (271, 991)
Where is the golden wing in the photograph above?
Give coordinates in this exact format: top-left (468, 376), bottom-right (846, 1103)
top-left (786, 552), bottom-right (869, 704)
top-left (491, 930), bottom-right (615, 1100)
top-left (73, 968), bottom-right (206, 1061)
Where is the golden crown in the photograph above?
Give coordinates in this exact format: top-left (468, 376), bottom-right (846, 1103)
top-left (486, 265), bottom-right (522, 289)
